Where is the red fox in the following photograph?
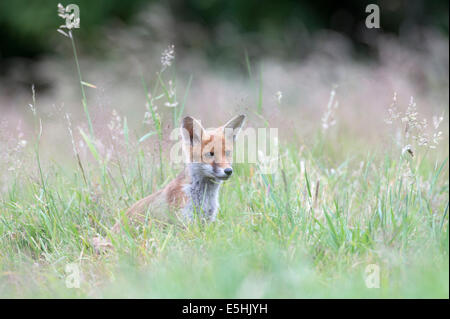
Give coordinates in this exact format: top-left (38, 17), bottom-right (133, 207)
top-left (112, 114), bottom-right (246, 232)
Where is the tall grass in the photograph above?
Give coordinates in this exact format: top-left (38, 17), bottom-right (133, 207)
top-left (0, 25), bottom-right (447, 297)
top-left (0, 126), bottom-right (447, 297)
top-left (0, 83), bottom-right (448, 298)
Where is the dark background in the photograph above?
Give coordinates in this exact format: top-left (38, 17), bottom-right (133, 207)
top-left (1, 0), bottom-right (448, 58)
top-left (0, 0), bottom-right (448, 89)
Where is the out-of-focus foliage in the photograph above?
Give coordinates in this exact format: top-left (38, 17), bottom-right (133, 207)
top-left (173, 0), bottom-right (449, 60)
top-left (0, 0), bottom-right (448, 60)
top-left (0, 0), bottom-right (149, 58)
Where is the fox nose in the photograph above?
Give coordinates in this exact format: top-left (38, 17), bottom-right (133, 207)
top-left (224, 168), bottom-right (233, 176)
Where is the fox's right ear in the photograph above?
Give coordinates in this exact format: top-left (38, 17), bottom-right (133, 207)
top-left (181, 116), bottom-right (204, 146)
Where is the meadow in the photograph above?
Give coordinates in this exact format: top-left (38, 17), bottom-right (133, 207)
top-left (0, 26), bottom-right (448, 298)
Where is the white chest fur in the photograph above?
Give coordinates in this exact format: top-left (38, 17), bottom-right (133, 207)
top-left (182, 175), bottom-right (222, 221)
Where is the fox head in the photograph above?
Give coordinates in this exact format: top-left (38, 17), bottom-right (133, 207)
top-left (181, 114), bottom-right (246, 181)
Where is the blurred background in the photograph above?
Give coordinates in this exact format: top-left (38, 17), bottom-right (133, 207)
top-left (0, 0), bottom-right (448, 162)
top-left (0, 1), bottom-right (448, 298)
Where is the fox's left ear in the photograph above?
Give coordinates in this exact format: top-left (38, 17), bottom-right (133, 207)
top-left (223, 114), bottom-right (246, 141)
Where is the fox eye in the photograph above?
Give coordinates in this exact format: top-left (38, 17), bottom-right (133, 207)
top-left (206, 151), bottom-right (214, 157)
